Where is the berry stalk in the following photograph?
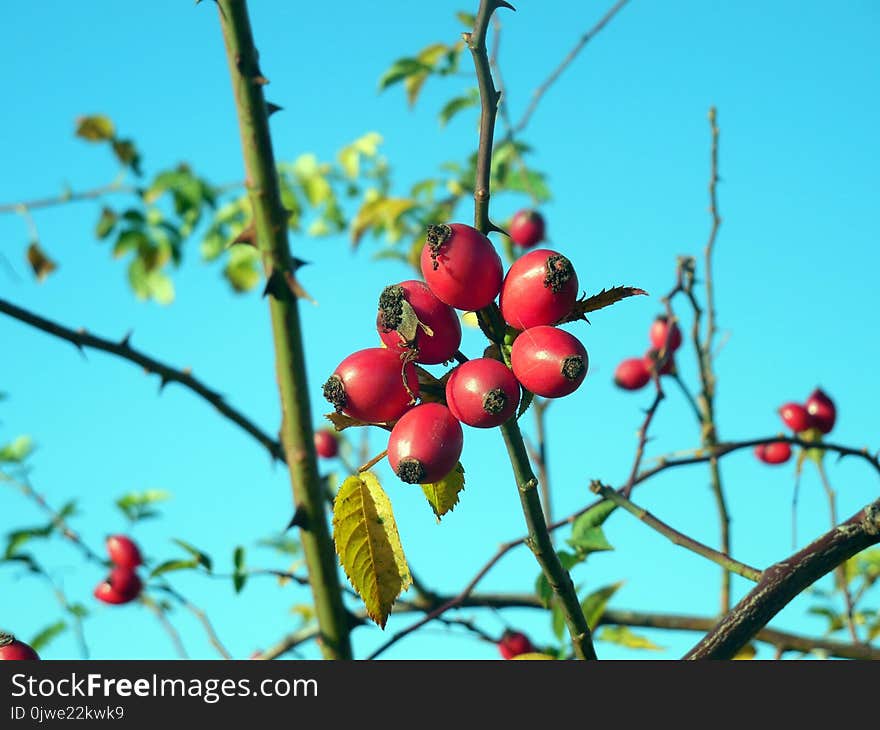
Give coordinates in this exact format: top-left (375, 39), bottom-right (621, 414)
top-left (467, 0), bottom-right (597, 660)
top-left (216, 0), bottom-right (351, 660)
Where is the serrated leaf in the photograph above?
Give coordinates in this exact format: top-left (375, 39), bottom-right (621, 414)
top-left (332, 472), bottom-right (411, 628)
top-left (172, 539), bottom-right (212, 572)
top-left (510, 652), bottom-right (556, 660)
top-left (439, 90), bottom-right (480, 126)
top-left (517, 386), bottom-right (534, 419)
top-left (29, 621), bottom-right (67, 652)
top-left (567, 524), bottom-right (614, 556)
top-left (559, 286), bottom-right (649, 324)
top-left (597, 625), bottom-right (663, 650)
top-left (421, 463), bottom-right (465, 521)
top-left (75, 115), bottom-right (115, 141)
top-left (150, 559), bottom-right (200, 578)
top-left (0, 435), bottom-right (34, 463)
top-left (325, 412), bottom-right (375, 431)
top-left (26, 242), bottom-right (58, 282)
top-left (580, 581), bottom-right (624, 630)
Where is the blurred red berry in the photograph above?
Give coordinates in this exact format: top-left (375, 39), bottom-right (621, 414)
top-left (498, 630), bottom-right (535, 659)
top-left (614, 357), bottom-right (651, 391)
top-left (94, 567), bottom-right (142, 605)
top-left (805, 388), bottom-right (836, 434)
top-left (649, 316), bottom-right (683, 353)
top-left (643, 348), bottom-right (675, 376)
top-left (106, 535), bottom-right (143, 570)
top-left (778, 403), bottom-right (812, 433)
top-left (314, 429), bottom-right (339, 459)
top-left (508, 210), bottom-right (546, 249)
top-left (755, 442), bottom-right (792, 465)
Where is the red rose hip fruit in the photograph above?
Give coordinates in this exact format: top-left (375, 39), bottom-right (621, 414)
top-left (643, 348), bottom-right (675, 376)
top-left (498, 630), bottom-right (535, 659)
top-left (387, 403), bottom-right (463, 484)
top-left (420, 223), bottom-right (503, 311)
top-left (323, 348), bottom-right (419, 423)
top-left (754, 442), bottom-right (792, 465)
top-left (106, 534), bottom-right (143, 570)
top-left (508, 210), bottom-right (546, 249)
top-left (499, 248), bottom-right (579, 330)
top-left (445, 358), bottom-right (520, 428)
top-left (0, 633), bottom-right (40, 660)
top-left (94, 567), bottom-right (143, 605)
top-left (778, 403), bottom-right (812, 433)
top-left (510, 326), bottom-right (588, 398)
top-left (314, 429), bottom-right (339, 459)
top-left (805, 388), bottom-right (836, 434)
top-left (377, 280), bottom-right (462, 365)
top-left (649, 316), bottom-right (683, 353)
top-left (614, 357), bottom-right (651, 390)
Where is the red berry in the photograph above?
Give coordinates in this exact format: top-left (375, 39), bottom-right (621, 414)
top-left (0, 632), bottom-right (40, 660)
top-left (314, 429), bottom-right (339, 459)
top-left (445, 358), bottom-right (520, 428)
top-left (649, 316), bottom-right (683, 353)
top-left (499, 248), bottom-right (579, 330)
top-left (778, 403), bottom-right (812, 433)
top-left (498, 630), bottom-right (535, 659)
top-left (106, 535), bottom-right (143, 569)
top-left (510, 326), bottom-right (588, 399)
top-left (377, 280), bottom-right (462, 364)
top-left (94, 567), bottom-right (142, 605)
top-left (387, 403), bottom-right (463, 484)
top-left (614, 357), bottom-right (651, 390)
top-left (643, 348), bottom-right (675, 376)
top-left (755, 442), bottom-right (792, 465)
top-left (805, 388), bottom-right (836, 434)
top-left (509, 210), bottom-right (546, 248)
top-left (323, 348), bottom-right (419, 424)
top-left (420, 223), bottom-right (503, 311)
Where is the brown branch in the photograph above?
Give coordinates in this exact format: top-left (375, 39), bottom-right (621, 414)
top-left (513, 0), bottom-right (630, 133)
top-left (591, 481), bottom-right (762, 581)
top-left (622, 384), bottom-right (665, 498)
top-left (157, 585), bottom-right (232, 660)
top-left (141, 596), bottom-right (188, 659)
top-left (0, 178), bottom-right (132, 215)
top-left (685, 498), bottom-right (880, 659)
top-left (0, 297), bottom-right (284, 462)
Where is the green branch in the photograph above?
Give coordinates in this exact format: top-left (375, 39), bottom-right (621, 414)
top-left (215, 0), bottom-right (352, 659)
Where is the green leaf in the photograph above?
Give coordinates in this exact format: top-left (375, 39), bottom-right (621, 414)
top-left (224, 245), bottom-right (261, 293)
top-left (807, 606), bottom-right (845, 633)
top-left (75, 115), bottom-right (115, 141)
top-left (573, 500), bottom-right (617, 530)
top-left (116, 489), bottom-right (170, 523)
top-left (580, 582), bottom-right (624, 630)
top-left (567, 524), bottom-right (614, 556)
top-left (597, 625), bottom-right (663, 651)
top-left (0, 435), bottom-right (34, 463)
top-left (535, 550), bottom-right (584, 609)
top-left (172, 539), bottom-right (212, 572)
top-left (550, 599), bottom-right (566, 641)
top-left (29, 621), bottom-right (67, 652)
top-left (338, 132), bottom-right (383, 179)
top-left (350, 196), bottom-right (416, 247)
top-left (26, 243), bottom-right (58, 282)
top-left (378, 57), bottom-right (431, 92)
top-left (5, 524), bottom-right (54, 559)
top-left (146, 270), bottom-right (174, 305)
top-left (150, 559), bottom-right (200, 578)
top-left (233, 546), bottom-right (246, 594)
top-left (112, 139), bottom-right (142, 175)
top-left (67, 603), bottom-right (89, 619)
top-left (516, 386), bottom-right (534, 420)
top-left (95, 208), bottom-right (117, 239)
top-left (560, 286), bottom-right (649, 324)
top-left (421, 463), bottom-right (465, 521)
top-left (332, 472), bottom-right (411, 628)
top-left (456, 11), bottom-right (476, 27)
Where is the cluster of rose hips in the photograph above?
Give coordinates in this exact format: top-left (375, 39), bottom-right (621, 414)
top-left (93, 535), bottom-right (144, 605)
top-left (322, 221), bottom-right (587, 485)
top-left (755, 388), bottom-right (837, 466)
top-left (614, 316), bottom-right (682, 391)
top-left (0, 631), bottom-right (39, 660)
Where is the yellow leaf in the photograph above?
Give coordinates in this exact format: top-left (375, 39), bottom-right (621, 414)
top-left (332, 473), bottom-right (411, 628)
top-left (732, 643), bottom-right (757, 660)
top-left (26, 242), bottom-right (58, 282)
top-left (350, 196), bottom-right (416, 247)
top-left (461, 311), bottom-right (479, 329)
top-left (75, 115), bottom-right (115, 141)
top-left (325, 412), bottom-right (375, 431)
top-left (421, 463), bottom-right (465, 521)
top-left (510, 653), bottom-right (556, 660)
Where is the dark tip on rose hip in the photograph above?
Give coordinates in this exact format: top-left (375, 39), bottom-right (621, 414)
top-left (395, 457), bottom-right (427, 484)
top-left (322, 374), bottom-right (346, 412)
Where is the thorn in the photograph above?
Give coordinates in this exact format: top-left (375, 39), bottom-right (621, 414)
top-left (285, 271), bottom-right (317, 305)
top-left (290, 256), bottom-right (309, 272)
top-left (286, 504), bottom-right (310, 532)
top-left (252, 73), bottom-right (270, 86)
top-left (266, 102), bottom-right (283, 117)
top-left (262, 267), bottom-right (288, 300)
top-left (346, 610), bottom-right (367, 629)
top-left (119, 330), bottom-right (133, 348)
top-left (496, 0), bottom-right (516, 10)
top-left (487, 220), bottom-right (510, 237)
top-left (228, 224), bottom-right (257, 248)
top-left (158, 376), bottom-right (171, 393)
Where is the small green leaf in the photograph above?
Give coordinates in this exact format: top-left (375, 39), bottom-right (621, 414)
top-left (573, 500), bottom-right (617, 530)
top-left (75, 115), bottom-right (115, 141)
top-left (560, 286), bottom-right (649, 324)
top-left (95, 208), bottom-right (117, 239)
top-left (29, 621), bottom-right (67, 652)
top-left (550, 599), bottom-right (566, 641)
top-left (421, 463), bottom-right (465, 520)
top-left (455, 11), bottom-right (476, 27)
top-left (516, 386), bottom-right (534, 419)
top-left (567, 524), bottom-right (614, 556)
top-left (378, 57), bottom-right (431, 92)
top-left (233, 546), bottom-right (247, 594)
top-left (597, 625), bottom-right (663, 651)
top-left (0, 435), bottom-right (34, 463)
top-left (580, 582), bottom-right (624, 630)
top-left (112, 139), bottom-right (142, 175)
top-left (172, 539), bottom-right (212, 572)
top-left (150, 559), bottom-right (200, 578)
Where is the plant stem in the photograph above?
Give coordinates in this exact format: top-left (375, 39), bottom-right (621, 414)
top-left (216, 0), bottom-right (351, 659)
top-left (467, 0), bottom-right (596, 661)
top-left (590, 482), bottom-right (762, 581)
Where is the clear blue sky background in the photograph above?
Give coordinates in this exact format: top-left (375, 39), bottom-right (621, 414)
top-left (1, 0), bottom-right (878, 660)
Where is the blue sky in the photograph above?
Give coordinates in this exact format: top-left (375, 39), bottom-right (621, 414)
top-left (1, 0), bottom-right (878, 660)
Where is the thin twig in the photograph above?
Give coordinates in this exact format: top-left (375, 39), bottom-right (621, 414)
top-left (590, 481), bottom-right (762, 581)
top-left (141, 597), bottom-right (188, 659)
top-left (0, 178), bottom-right (130, 215)
top-left (0, 297), bottom-right (283, 462)
top-left (513, 0), bottom-right (630, 133)
top-left (622, 386), bottom-right (664, 497)
top-left (157, 584), bottom-right (232, 660)
top-left (357, 449), bottom-right (387, 473)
